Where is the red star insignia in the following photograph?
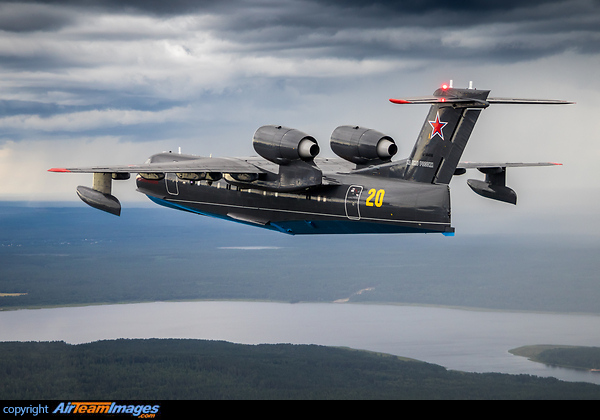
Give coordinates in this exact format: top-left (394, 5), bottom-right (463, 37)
top-left (429, 112), bottom-right (448, 140)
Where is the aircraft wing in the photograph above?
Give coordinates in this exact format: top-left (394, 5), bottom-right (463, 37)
top-left (48, 155), bottom-right (267, 217)
top-left (49, 156), bottom-right (266, 174)
top-left (457, 162), bottom-right (562, 169)
top-left (456, 161), bottom-right (562, 205)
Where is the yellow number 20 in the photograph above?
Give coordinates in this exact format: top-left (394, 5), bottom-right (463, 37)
top-left (366, 189), bottom-right (385, 207)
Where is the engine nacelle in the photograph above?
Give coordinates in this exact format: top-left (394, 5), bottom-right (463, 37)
top-left (330, 125), bottom-right (397, 165)
top-left (253, 125), bottom-right (320, 165)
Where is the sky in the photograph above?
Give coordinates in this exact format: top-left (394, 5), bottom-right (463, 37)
top-left (0, 0), bottom-right (599, 235)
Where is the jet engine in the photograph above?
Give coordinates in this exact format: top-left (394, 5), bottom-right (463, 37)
top-left (330, 125), bottom-right (397, 165)
top-left (253, 125), bottom-right (320, 165)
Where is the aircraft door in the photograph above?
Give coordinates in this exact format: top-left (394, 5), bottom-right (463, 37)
top-left (165, 173), bottom-right (179, 195)
top-left (345, 185), bottom-right (363, 220)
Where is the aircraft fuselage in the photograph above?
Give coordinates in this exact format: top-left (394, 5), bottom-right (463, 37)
top-left (135, 159), bottom-right (453, 235)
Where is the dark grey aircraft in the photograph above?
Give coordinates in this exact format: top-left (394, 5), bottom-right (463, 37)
top-left (49, 83), bottom-right (572, 235)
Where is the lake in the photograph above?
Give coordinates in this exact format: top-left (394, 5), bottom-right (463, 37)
top-left (2, 301), bottom-right (600, 385)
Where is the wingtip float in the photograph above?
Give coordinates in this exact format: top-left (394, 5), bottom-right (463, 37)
top-left (50, 82), bottom-right (572, 235)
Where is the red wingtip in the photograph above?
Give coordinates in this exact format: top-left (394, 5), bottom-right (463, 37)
top-left (48, 168), bottom-right (71, 173)
top-left (389, 98), bottom-right (412, 104)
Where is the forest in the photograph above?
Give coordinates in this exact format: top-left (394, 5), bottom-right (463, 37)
top-left (510, 345), bottom-right (600, 371)
top-left (1, 339), bottom-right (600, 400)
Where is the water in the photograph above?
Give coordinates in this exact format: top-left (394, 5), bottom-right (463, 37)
top-left (2, 301), bottom-right (600, 385)
top-left (2, 205), bottom-right (600, 386)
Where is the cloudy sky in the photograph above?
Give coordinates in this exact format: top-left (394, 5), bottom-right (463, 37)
top-left (1, 0), bottom-right (599, 234)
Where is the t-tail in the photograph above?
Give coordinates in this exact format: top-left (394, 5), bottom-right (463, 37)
top-left (389, 82), bottom-right (572, 203)
top-left (395, 85), bottom-right (489, 184)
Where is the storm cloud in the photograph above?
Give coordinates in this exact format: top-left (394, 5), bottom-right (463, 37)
top-left (0, 0), bottom-right (596, 126)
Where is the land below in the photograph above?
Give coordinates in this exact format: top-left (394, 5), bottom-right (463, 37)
top-left (2, 204), bottom-right (600, 398)
top-left (2, 205), bottom-right (600, 314)
top-left (510, 345), bottom-right (600, 371)
top-left (2, 339), bottom-right (599, 400)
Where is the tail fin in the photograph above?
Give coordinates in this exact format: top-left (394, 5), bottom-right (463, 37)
top-left (390, 84), bottom-right (573, 185)
top-left (393, 86), bottom-right (490, 184)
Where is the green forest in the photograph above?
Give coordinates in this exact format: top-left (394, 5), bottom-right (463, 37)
top-left (510, 345), bottom-right (600, 371)
top-left (1, 339), bottom-right (599, 400)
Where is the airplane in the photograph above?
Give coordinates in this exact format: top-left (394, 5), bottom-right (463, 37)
top-left (49, 82), bottom-right (572, 235)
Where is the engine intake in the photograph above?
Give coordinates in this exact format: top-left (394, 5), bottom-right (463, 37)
top-left (330, 125), bottom-right (397, 165)
top-left (253, 125), bottom-right (320, 165)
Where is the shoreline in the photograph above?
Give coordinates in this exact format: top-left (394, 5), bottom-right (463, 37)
top-left (3, 297), bottom-right (600, 318)
top-left (510, 345), bottom-right (600, 372)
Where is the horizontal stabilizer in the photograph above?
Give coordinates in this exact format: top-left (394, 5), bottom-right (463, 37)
top-left (487, 98), bottom-right (575, 105)
top-left (389, 97), bottom-right (488, 105)
top-left (390, 97), bottom-right (573, 106)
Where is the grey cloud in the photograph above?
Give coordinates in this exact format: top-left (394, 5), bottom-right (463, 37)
top-left (1, 0), bottom-right (599, 62)
top-left (0, 0), bottom-right (227, 17)
top-left (185, 0), bottom-right (600, 63)
top-left (0, 6), bottom-right (74, 32)
top-left (0, 0), bottom-right (597, 143)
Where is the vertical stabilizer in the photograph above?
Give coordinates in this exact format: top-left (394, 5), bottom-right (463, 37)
top-left (396, 87), bottom-right (490, 184)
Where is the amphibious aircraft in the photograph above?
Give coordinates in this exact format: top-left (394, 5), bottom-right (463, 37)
top-left (49, 82), bottom-right (572, 235)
